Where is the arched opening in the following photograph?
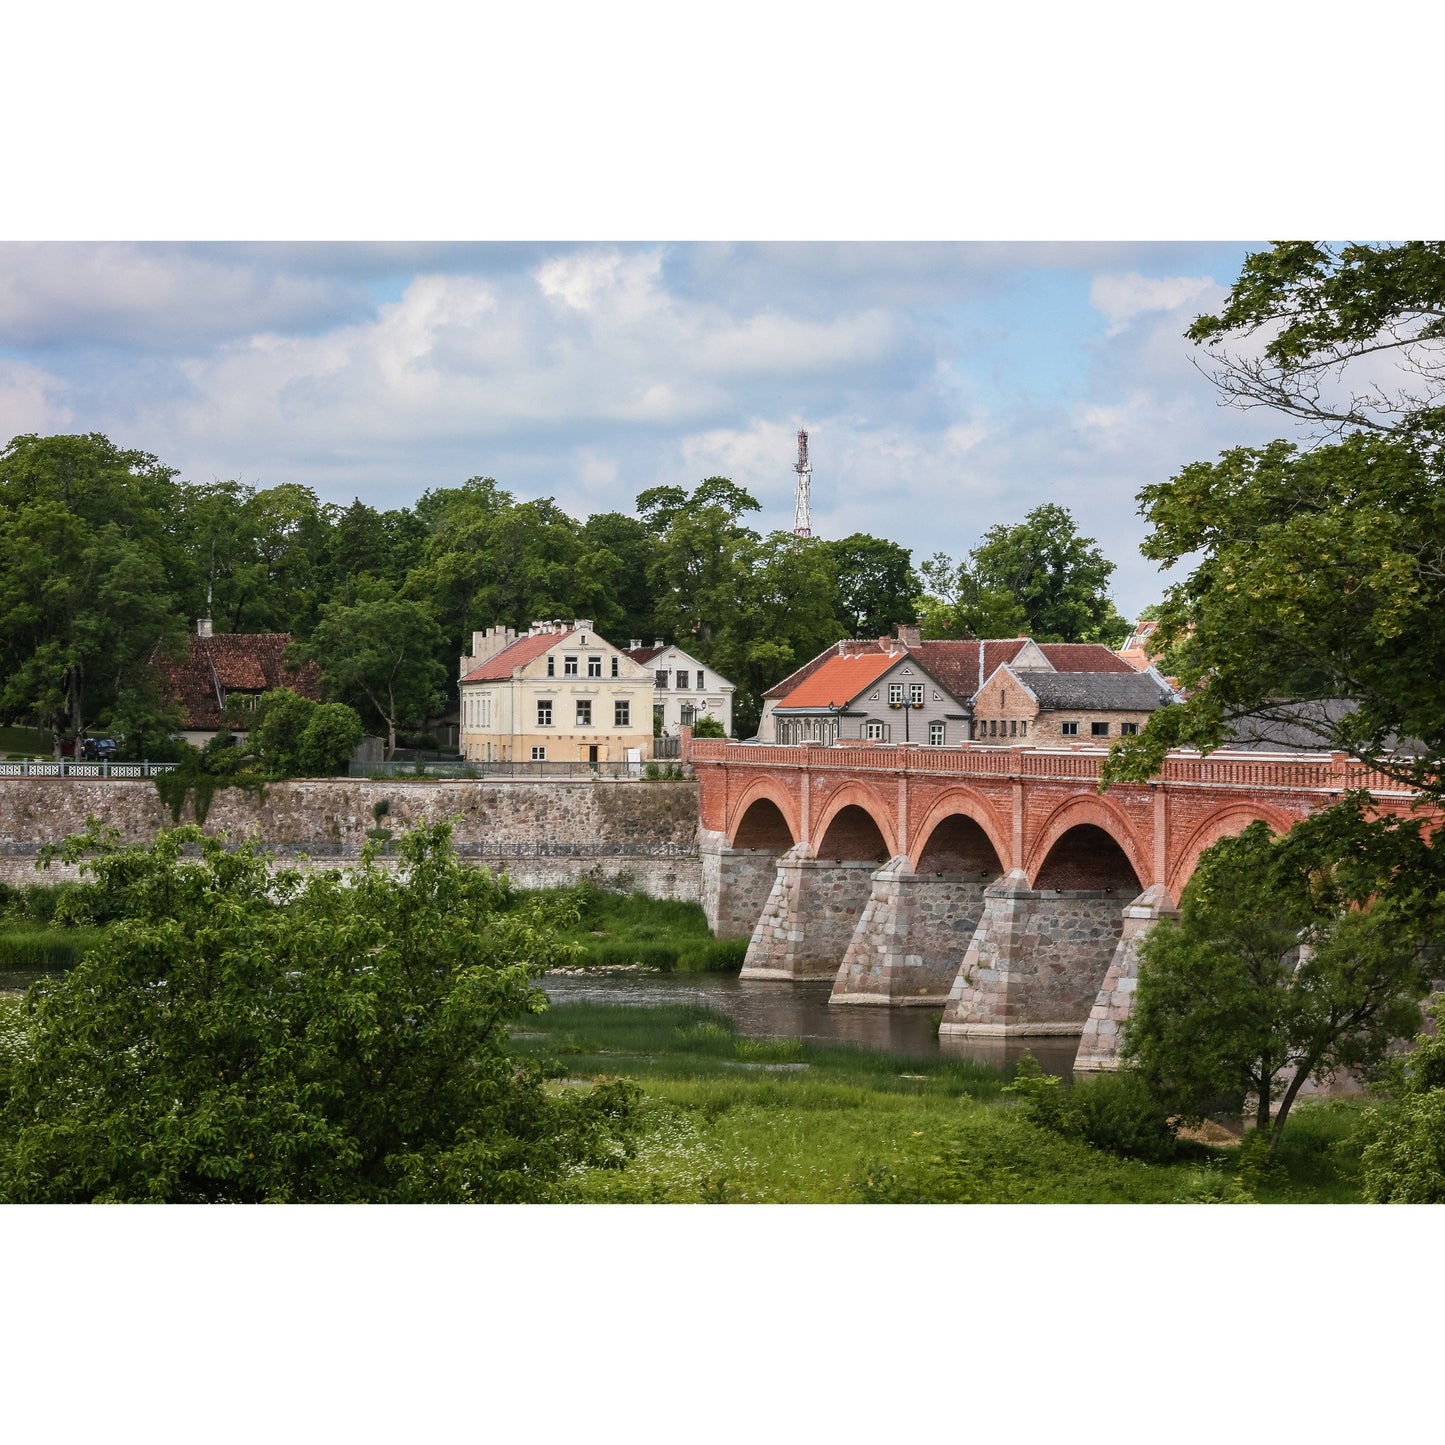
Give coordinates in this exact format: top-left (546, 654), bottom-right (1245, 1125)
top-left (816, 804), bottom-right (890, 863)
top-left (732, 797), bottom-right (795, 851)
top-left (916, 813), bottom-right (1004, 880)
top-left (1033, 824), bottom-right (1141, 894)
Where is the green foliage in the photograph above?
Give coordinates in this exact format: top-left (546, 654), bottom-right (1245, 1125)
top-left (690, 713), bottom-right (726, 738)
top-left (0, 926), bottom-right (106, 971)
top-left (1356, 1006), bottom-right (1445, 1202)
top-left (1003, 1054), bottom-right (1179, 1163)
top-left (1186, 240), bottom-right (1445, 441)
top-left (917, 504), bottom-right (1127, 644)
top-left (152, 733), bottom-right (267, 823)
top-left (1124, 796), bottom-right (1442, 1157)
top-left (0, 822), bottom-right (637, 1202)
top-left (295, 701), bottom-right (364, 776)
top-left (301, 582), bottom-right (448, 759)
top-left (251, 686), bottom-right (316, 774)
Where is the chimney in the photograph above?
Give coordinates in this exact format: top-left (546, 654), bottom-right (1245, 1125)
top-left (654, 638), bottom-right (664, 649)
top-left (197, 617), bottom-right (213, 638)
top-left (630, 639), bottom-right (642, 651)
top-left (573, 618), bottom-right (593, 632)
top-left (460, 624), bottom-right (517, 677)
top-left (896, 623), bottom-right (921, 648)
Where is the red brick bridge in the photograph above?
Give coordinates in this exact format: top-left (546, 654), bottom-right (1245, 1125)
top-left (686, 738), bottom-right (1422, 1071)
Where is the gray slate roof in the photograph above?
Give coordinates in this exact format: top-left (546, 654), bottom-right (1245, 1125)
top-left (1022, 670), bottom-right (1176, 712)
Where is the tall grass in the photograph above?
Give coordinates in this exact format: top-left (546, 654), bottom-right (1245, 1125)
top-left (0, 925), bottom-right (106, 971)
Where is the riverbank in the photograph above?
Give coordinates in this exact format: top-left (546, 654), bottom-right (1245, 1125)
top-left (510, 1002), bottom-right (1369, 1203)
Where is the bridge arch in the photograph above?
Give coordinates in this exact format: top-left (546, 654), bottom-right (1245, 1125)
top-left (812, 782), bottom-right (898, 861)
top-left (726, 777), bottom-right (801, 850)
top-left (1167, 801), bottom-right (1298, 898)
top-left (909, 789), bottom-right (1010, 878)
top-left (1026, 794), bottom-right (1150, 891)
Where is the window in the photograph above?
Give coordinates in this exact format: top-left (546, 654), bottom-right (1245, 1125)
top-left (576, 700), bottom-right (592, 726)
top-left (928, 721), bottom-right (945, 746)
top-left (676, 670), bottom-right (689, 690)
top-left (564, 656), bottom-right (579, 677)
top-left (1009, 720), bottom-right (1017, 737)
top-left (865, 721), bottom-right (886, 741)
top-left (888, 683), bottom-right (904, 704)
top-left (989, 720), bottom-right (998, 737)
top-left (1120, 722), bottom-right (1138, 736)
top-left (909, 683), bottom-right (924, 705)
top-left (1092, 721), bottom-right (1110, 737)
top-left (680, 703), bottom-right (697, 727)
top-left (696, 672), bottom-right (705, 690)
top-left (537, 700), bottom-right (553, 727)
top-left (588, 656), bottom-right (602, 678)
top-left (656, 670), bottom-right (669, 689)
top-left (614, 700), bottom-right (630, 727)
top-left (531, 746), bottom-right (547, 761)
top-left (1020, 720), bottom-right (1027, 737)
top-left (611, 656), bottom-right (619, 677)
top-left (547, 655), bottom-right (555, 676)
top-left (1061, 721), bottom-right (1079, 736)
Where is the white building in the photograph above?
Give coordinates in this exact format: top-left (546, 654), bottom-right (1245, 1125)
top-left (623, 640), bottom-right (735, 737)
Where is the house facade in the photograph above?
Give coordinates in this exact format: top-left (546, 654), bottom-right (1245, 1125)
top-left (153, 619), bottom-right (322, 746)
top-left (969, 663), bottom-right (1176, 745)
top-left (458, 619), bottom-right (655, 764)
top-left (623, 640), bottom-right (735, 737)
top-left (763, 627), bottom-right (1172, 746)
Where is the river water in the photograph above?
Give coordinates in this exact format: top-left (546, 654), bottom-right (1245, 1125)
top-left (541, 971), bottom-right (1082, 1076)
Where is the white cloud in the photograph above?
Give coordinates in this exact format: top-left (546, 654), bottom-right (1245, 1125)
top-left (0, 360), bottom-right (72, 439)
top-left (1088, 272), bottom-right (1221, 337)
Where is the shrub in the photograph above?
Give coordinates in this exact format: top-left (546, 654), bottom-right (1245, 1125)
top-left (1357, 1011), bottom-right (1445, 1202)
top-left (1004, 1054), bottom-right (1178, 1164)
top-left (296, 702), bottom-right (364, 776)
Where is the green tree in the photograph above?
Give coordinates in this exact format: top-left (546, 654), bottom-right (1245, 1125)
top-left (1186, 240), bottom-right (1445, 442)
top-left (251, 687), bottom-right (317, 775)
top-left (1356, 1005), bottom-right (1445, 1203)
top-left (818, 533), bottom-right (919, 639)
top-left (969, 503), bottom-right (1129, 644)
top-left (0, 435), bottom-right (188, 753)
top-left (296, 702), bottom-right (364, 777)
top-left (689, 714), bottom-right (726, 738)
top-left (916, 551), bottom-right (1028, 640)
top-left (1105, 245), bottom-right (1445, 794)
top-left (0, 822), bottom-right (636, 1202)
top-left (302, 584), bottom-right (448, 759)
top-left (1123, 796), bottom-right (1441, 1159)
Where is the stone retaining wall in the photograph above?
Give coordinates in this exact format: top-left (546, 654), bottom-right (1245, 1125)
top-left (0, 778), bottom-right (701, 901)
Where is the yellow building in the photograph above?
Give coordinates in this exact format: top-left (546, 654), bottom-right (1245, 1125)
top-left (458, 619), bottom-right (656, 764)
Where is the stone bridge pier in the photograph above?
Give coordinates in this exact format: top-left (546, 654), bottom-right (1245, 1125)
top-left (832, 814), bottom-right (1002, 1006)
top-left (938, 824), bottom-right (1143, 1040)
top-left (700, 796), bottom-right (797, 939)
top-left (740, 804), bottom-right (889, 982)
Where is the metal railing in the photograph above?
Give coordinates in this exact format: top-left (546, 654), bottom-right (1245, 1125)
top-left (0, 759), bottom-right (178, 780)
top-left (350, 759), bottom-right (694, 780)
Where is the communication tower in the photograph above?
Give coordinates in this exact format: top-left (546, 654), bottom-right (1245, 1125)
top-left (792, 428), bottom-right (812, 537)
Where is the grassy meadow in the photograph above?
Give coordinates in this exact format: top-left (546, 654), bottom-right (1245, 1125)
top-left (512, 1002), bottom-right (1370, 1204)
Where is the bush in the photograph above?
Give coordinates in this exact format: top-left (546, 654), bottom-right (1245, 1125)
top-left (1004, 1054), bottom-right (1178, 1164)
top-left (296, 702), bottom-right (364, 776)
top-left (1357, 1012), bottom-right (1445, 1202)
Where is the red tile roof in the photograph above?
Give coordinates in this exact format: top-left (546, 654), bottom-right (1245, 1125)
top-left (762, 640), bottom-right (886, 700)
top-left (624, 645), bottom-right (666, 666)
top-left (153, 632), bottom-right (322, 731)
top-left (772, 650), bottom-right (901, 708)
top-left (461, 629), bottom-right (578, 683)
top-left (1036, 643), bottom-right (1135, 674)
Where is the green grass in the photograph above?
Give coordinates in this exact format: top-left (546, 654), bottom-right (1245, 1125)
top-left (0, 725), bottom-right (50, 757)
top-left (0, 924), bottom-right (107, 975)
top-left (512, 1002), bottom-right (1371, 1203)
top-left (527, 883), bottom-right (748, 972)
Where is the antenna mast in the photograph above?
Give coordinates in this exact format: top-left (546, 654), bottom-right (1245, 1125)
top-left (792, 427), bottom-right (812, 537)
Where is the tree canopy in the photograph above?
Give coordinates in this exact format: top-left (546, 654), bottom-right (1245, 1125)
top-left (0, 822), bottom-right (637, 1203)
top-left (1123, 796), bottom-right (1442, 1158)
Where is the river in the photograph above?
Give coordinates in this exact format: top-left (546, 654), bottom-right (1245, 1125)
top-left (541, 971), bottom-right (1082, 1075)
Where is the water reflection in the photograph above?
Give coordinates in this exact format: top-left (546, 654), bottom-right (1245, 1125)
top-left (540, 973), bottom-right (1081, 1077)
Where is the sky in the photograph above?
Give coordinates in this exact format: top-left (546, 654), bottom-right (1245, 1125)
top-left (0, 239), bottom-right (1299, 620)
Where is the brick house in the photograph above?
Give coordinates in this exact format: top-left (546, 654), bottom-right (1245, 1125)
top-left (969, 662), bottom-right (1176, 744)
top-left (458, 619), bottom-right (655, 765)
top-left (762, 627), bottom-right (1173, 745)
top-left (622, 639), bottom-right (735, 737)
top-left (152, 618), bottom-right (322, 746)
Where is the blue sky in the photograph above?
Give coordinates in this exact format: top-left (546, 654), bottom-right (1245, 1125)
top-left (0, 239), bottom-right (1304, 619)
